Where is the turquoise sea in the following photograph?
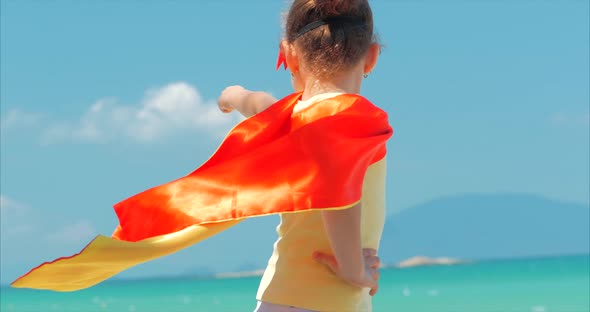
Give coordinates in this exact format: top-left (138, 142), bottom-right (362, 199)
top-left (1, 255), bottom-right (588, 312)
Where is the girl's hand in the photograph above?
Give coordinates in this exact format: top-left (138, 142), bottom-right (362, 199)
top-left (217, 86), bottom-right (276, 117)
top-left (217, 85), bottom-right (251, 113)
top-left (312, 248), bottom-right (381, 296)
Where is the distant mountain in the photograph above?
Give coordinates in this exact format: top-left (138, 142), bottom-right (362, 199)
top-left (379, 193), bottom-right (590, 264)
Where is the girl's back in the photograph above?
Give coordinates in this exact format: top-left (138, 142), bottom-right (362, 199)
top-left (256, 94), bottom-right (388, 311)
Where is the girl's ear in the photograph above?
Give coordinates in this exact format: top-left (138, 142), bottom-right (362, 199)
top-left (282, 40), bottom-right (300, 73)
top-left (363, 43), bottom-right (380, 74)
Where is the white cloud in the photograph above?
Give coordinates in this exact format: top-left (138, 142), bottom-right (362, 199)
top-left (39, 82), bottom-right (241, 144)
top-left (4, 224), bottom-right (36, 237)
top-left (0, 195), bottom-right (35, 237)
top-left (0, 195), bottom-right (96, 244)
top-left (0, 195), bottom-right (29, 217)
top-left (46, 220), bottom-right (97, 245)
top-left (551, 112), bottom-right (590, 127)
top-left (0, 109), bottom-right (42, 131)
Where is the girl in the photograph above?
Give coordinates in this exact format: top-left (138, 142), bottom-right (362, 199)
top-left (218, 1), bottom-right (390, 311)
top-left (12, 3), bottom-right (392, 312)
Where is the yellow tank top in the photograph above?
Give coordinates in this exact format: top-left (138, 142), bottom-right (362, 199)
top-left (256, 93), bottom-right (387, 311)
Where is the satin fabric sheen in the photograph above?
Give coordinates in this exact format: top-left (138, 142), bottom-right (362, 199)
top-left (11, 93), bottom-right (393, 291)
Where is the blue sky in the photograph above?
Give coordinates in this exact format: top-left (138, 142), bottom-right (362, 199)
top-left (1, 1), bottom-right (588, 284)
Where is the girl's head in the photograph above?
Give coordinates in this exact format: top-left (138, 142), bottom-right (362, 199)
top-left (281, 0), bottom-right (380, 91)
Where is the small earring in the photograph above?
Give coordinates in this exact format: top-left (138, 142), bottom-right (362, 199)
top-left (363, 73), bottom-right (369, 78)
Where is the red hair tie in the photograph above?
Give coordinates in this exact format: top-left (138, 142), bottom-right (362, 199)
top-left (276, 50), bottom-right (288, 70)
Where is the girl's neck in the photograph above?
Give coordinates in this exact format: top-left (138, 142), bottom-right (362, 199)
top-left (300, 71), bottom-right (363, 101)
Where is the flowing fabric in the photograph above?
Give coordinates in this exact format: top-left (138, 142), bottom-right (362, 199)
top-left (11, 92), bottom-right (393, 291)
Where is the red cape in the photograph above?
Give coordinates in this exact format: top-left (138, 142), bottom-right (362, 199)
top-left (12, 92), bottom-right (393, 291)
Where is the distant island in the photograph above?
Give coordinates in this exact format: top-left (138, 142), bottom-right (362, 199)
top-left (214, 269), bottom-right (265, 279)
top-left (394, 256), bottom-right (464, 268)
top-left (379, 193), bottom-right (589, 264)
top-left (211, 256), bottom-right (465, 279)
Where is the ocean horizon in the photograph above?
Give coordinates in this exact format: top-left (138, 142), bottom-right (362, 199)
top-left (1, 253), bottom-right (588, 312)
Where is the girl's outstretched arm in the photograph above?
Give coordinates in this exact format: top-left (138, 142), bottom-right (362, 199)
top-left (317, 203), bottom-right (379, 295)
top-left (218, 85), bottom-right (277, 118)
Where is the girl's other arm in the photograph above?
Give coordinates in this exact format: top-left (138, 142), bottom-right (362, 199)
top-left (318, 203), bottom-right (379, 295)
top-left (218, 85), bottom-right (277, 118)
